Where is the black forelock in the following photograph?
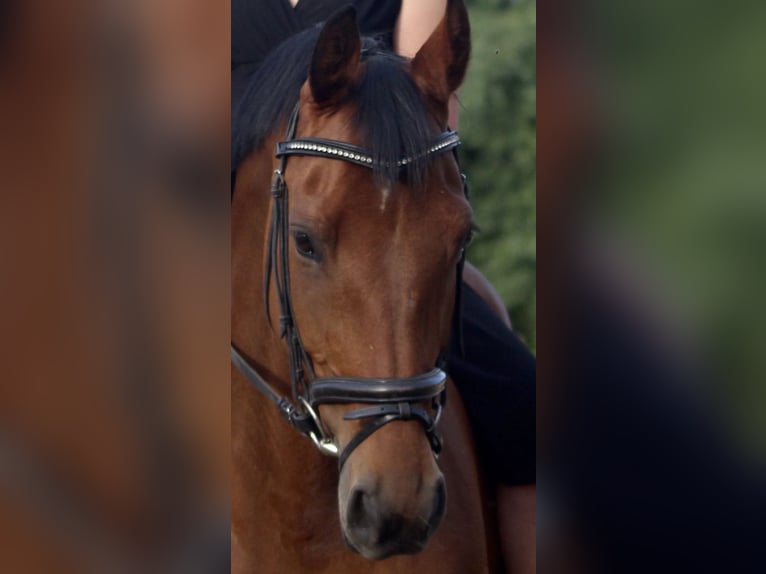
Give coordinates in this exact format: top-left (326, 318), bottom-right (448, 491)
top-left (232, 25), bottom-right (319, 175)
top-left (232, 28), bottom-right (434, 186)
top-left (354, 50), bottom-right (433, 185)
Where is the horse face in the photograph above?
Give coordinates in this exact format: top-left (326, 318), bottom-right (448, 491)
top-left (268, 1), bottom-right (471, 559)
top-left (282, 146), bottom-right (470, 559)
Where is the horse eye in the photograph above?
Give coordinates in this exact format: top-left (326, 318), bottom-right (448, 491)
top-left (293, 231), bottom-right (317, 259)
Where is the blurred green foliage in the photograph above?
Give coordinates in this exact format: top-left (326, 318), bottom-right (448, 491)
top-left (585, 0), bottom-right (766, 449)
top-left (461, 0), bottom-right (536, 349)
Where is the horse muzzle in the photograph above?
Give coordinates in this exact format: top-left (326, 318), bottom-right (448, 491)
top-left (340, 473), bottom-right (447, 560)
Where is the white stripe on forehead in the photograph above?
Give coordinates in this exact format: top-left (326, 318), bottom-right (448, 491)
top-left (379, 183), bottom-right (392, 212)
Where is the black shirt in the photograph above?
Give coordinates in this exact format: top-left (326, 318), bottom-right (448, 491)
top-left (232, 0), bottom-right (401, 111)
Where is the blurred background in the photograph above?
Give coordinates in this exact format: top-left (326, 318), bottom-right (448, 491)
top-left (1, 0), bottom-right (230, 571)
top-left (538, 0), bottom-right (766, 571)
top-left (584, 0), bottom-right (766, 454)
top-left (462, 0), bottom-right (537, 350)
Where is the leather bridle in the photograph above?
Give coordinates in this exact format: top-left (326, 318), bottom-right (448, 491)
top-left (231, 103), bottom-right (468, 469)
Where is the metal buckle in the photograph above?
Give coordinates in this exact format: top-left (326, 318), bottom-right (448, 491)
top-left (277, 398), bottom-right (296, 423)
top-left (299, 397), bottom-right (339, 457)
top-left (309, 432), bottom-right (340, 457)
top-left (271, 169), bottom-right (285, 198)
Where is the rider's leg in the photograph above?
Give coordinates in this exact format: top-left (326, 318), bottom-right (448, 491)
top-left (449, 268), bottom-right (536, 573)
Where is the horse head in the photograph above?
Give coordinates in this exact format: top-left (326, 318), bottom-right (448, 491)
top-left (233, 0), bottom-right (471, 560)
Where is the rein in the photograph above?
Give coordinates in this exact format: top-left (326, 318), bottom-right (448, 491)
top-left (232, 103), bottom-right (468, 468)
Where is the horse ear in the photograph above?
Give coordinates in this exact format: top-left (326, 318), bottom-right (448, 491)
top-left (410, 0), bottom-right (471, 109)
top-left (309, 6), bottom-right (361, 108)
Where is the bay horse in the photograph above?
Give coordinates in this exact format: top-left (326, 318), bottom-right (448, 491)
top-left (232, 2), bottom-right (498, 571)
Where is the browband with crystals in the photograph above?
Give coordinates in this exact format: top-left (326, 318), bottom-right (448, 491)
top-left (275, 132), bottom-right (462, 170)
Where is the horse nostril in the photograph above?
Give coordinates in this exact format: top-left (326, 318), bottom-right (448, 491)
top-left (347, 486), bottom-right (377, 530)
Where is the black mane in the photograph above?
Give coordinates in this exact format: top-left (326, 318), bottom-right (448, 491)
top-left (232, 26), bottom-right (435, 185)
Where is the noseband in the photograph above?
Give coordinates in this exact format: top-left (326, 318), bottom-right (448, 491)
top-left (232, 104), bottom-right (467, 469)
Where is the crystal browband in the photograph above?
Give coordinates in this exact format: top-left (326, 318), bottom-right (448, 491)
top-left (275, 132), bottom-right (462, 170)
